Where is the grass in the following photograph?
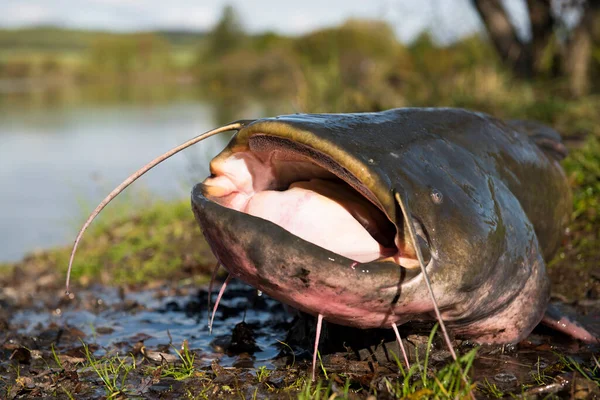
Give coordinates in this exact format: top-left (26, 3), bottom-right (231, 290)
top-left (556, 353), bottom-right (600, 387)
top-left (295, 325), bottom-right (477, 399)
top-left (295, 351), bottom-right (478, 399)
top-left (50, 344), bottom-right (63, 369)
top-left (564, 136), bottom-right (600, 225)
top-left (530, 357), bottom-right (552, 386)
top-left (4, 318), bottom-right (598, 399)
top-left (159, 340), bottom-right (199, 380)
top-left (298, 379), bottom-right (333, 400)
top-left (42, 340), bottom-right (212, 398)
top-left (317, 351), bottom-right (329, 380)
top-left (384, 324), bottom-right (477, 399)
top-left (255, 365), bottom-right (271, 383)
top-left (81, 341), bottom-right (137, 398)
top-left (1, 196), bottom-right (216, 288)
top-left (479, 378), bottom-right (504, 398)
top-left (548, 135), bottom-right (600, 299)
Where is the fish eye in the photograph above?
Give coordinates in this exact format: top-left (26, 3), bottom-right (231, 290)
top-left (430, 189), bottom-right (443, 204)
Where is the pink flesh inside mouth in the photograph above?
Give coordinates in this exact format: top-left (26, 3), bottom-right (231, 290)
top-left (201, 134), bottom-right (400, 264)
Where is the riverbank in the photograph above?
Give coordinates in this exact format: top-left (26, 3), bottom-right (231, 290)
top-left (2, 17), bottom-right (600, 397)
top-left (1, 126), bottom-right (598, 399)
top-left (3, 133), bottom-right (597, 291)
top-left (1, 161), bottom-right (599, 399)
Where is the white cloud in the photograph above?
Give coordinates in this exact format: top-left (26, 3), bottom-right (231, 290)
top-left (157, 5), bottom-right (217, 30)
top-left (0, 0), bottom-right (484, 43)
top-left (2, 3), bottom-right (56, 25)
top-left (89, 0), bottom-right (146, 5)
top-left (284, 13), bottom-right (322, 35)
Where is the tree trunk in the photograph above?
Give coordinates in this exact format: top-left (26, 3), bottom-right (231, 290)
top-left (471, 0), bottom-right (532, 77)
top-left (527, 0), bottom-right (555, 74)
top-left (563, 3), bottom-right (597, 97)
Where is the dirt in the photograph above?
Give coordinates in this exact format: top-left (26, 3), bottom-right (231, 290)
top-left (1, 259), bottom-right (600, 399)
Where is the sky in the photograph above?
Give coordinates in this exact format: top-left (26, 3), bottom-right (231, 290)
top-left (0, 0), bottom-right (520, 43)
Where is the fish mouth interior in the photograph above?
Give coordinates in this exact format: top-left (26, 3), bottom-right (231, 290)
top-left (202, 134), bottom-right (403, 264)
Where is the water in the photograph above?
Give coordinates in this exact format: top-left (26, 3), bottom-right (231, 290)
top-left (0, 87), bottom-right (270, 262)
top-left (9, 280), bottom-right (289, 368)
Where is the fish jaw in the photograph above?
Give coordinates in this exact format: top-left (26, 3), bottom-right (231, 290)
top-left (191, 184), bottom-right (420, 328)
top-left (191, 124), bottom-right (425, 329)
top-left (193, 183), bottom-right (550, 342)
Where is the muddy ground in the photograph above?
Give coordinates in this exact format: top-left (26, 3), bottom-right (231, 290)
top-left (1, 256), bottom-right (600, 399)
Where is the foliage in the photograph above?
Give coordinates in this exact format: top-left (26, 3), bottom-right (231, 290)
top-left (294, 19), bottom-right (400, 65)
top-left (388, 324), bottom-right (476, 398)
top-left (159, 341), bottom-right (198, 380)
top-left (0, 28), bottom-right (202, 81)
top-left (297, 325), bottom-right (477, 399)
top-left (565, 137), bottom-right (600, 225)
top-left (86, 33), bottom-right (172, 80)
top-left (2, 6), bottom-right (600, 121)
top-left (81, 342), bottom-right (137, 398)
top-left (550, 136), bottom-right (600, 298)
top-left (0, 27), bottom-right (102, 51)
top-left (203, 5), bottom-right (245, 58)
top-left (0, 197), bottom-right (215, 287)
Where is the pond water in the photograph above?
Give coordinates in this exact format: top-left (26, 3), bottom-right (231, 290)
top-left (0, 85), bottom-right (282, 262)
top-left (9, 280), bottom-right (289, 369)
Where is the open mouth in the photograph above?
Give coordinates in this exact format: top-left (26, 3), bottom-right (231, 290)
top-left (202, 134), bottom-right (404, 264)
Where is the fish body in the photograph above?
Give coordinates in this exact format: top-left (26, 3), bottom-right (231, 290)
top-left (192, 108), bottom-right (572, 344)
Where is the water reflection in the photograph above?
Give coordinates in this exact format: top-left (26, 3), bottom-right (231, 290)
top-left (0, 82), bottom-right (288, 262)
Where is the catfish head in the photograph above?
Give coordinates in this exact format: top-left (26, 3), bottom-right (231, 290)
top-left (191, 108), bottom-right (570, 344)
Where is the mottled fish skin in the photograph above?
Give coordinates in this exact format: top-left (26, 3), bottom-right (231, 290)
top-left (192, 108), bottom-right (571, 344)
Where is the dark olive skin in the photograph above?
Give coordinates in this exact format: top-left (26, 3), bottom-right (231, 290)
top-left (192, 108), bottom-right (571, 344)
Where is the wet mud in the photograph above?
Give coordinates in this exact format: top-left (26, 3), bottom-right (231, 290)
top-left (1, 263), bottom-right (600, 399)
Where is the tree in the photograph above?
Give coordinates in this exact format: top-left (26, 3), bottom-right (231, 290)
top-left (205, 5), bottom-right (245, 58)
top-left (471, 0), bottom-right (600, 97)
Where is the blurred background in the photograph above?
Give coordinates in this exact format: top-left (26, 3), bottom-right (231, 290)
top-left (0, 1), bottom-right (598, 286)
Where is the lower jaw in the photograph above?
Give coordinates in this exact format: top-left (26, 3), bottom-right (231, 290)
top-left (192, 185), bottom-right (419, 328)
top-left (202, 180), bottom-right (398, 264)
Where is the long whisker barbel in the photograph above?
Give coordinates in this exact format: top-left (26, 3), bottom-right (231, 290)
top-left (65, 122), bottom-right (244, 294)
top-left (394, 191), bottom-right (474, 399)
